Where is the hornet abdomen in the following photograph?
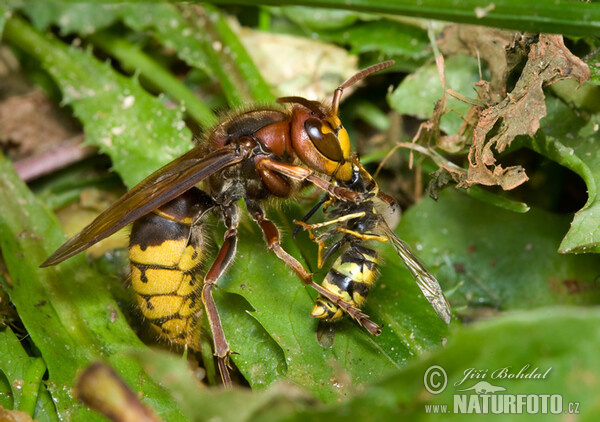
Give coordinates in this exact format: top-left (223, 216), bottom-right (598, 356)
top-left (129, 188), bottom-right (215, 350)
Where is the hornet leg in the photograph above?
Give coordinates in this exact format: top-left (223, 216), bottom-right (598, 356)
top-left (246, 201), bottom-right (381, 336)
top-left (202, 206), bottom-right (238, 387)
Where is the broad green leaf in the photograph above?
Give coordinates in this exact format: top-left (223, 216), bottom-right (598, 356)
top-left (19, 0), bottom-right (600, 36)
top-left (588, 48), bottom-right (600, 86)
top-left (122, 2), bottom-right (274, 103)
top-left (217, 292), bottom-right (286, 389)
top-left (220, 204), bottom-right (449, 402)
top-left (122, 2), bottom-right (274, 104)
top-left (318, 20), bottom-right (429, 59)
top-left (135, 307), bottom-right (600, 421)
top-left (33, 385), bottom-right (60, 422)
top-left (121, 3), bottom-right (212, 74)
top-left (399, 189), bottom-right (600, 311)
top-left (4, 16), bottom-right (192, 189)
top-left (0, 3), bottom-right (15, 35)
top-left (0, 154), bottom-right (187, 420)
top-left (24, 1), bottom-right (119, 35)
top-left (525, 96), bottom-right (600, 253)
top-left (281, 6), bottom-right (361, 30)
top-left (22, 1), bottom-right (213, 75)
top-left (134, 348), bottom-right (311, 421)
top-left (90, 31), bottom-right (217, 128)
top-left (389, 54), bottom-right (481, 136)
top-left (286, 307), bottom-right (600, 420)
top-left (22, 1), bottom-right (272, 110)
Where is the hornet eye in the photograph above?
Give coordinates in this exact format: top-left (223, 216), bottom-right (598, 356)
top-left (304, 118), bottom-right (344, 162)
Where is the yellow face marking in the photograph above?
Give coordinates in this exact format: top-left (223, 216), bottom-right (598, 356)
top-left (316, 116), bottom-right (352, 181)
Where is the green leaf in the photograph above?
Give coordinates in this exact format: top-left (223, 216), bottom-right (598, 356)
top-left (588, 48), bottom-right (600, 86)
top-left (3, 16), bottom-right (192, 189)
top-left (399, 189), bottom-right (600, 312)
top-left (210, 0), bottom-right (600, 37)
top-left (0, 154), bottom-right (187, 420)
top-left (389, 54), bottom-right (481, 136)
top-left (220, 204), bottom-right (449, 401)
top-left (287, 307), bottom-right (600, 420)
top-left (89, 31), bottom-right (217, 128)
top-left (0, 3), bottom-right (16, 35)
top-left (0, 329), bottom-right (51, 417)
top-left (527, 97), bottom-right (600, 253)
top-left (134, 347), bottom-right (312, 421)
top-left (319, 19), bottom-right (429, 59)
top-left (281, 6), bottom-right (361, 30)
top-left (21, 1), bottom-right (214, 87)
top-left (23, 1), bottom-right (119, 35)
top-left (113, 2), bottom-right (214, 76)
top-left (121, 2), bottom-right (274, 104)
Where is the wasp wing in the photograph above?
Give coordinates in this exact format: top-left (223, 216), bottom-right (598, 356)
top-left (41, 144), bottom-right (250, 267)
top-left (380, 221), bottom-right (452, 324)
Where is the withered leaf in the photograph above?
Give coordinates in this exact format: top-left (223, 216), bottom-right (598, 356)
top-left (465, 34), bottom-right (590, 190)
top-left (438, 25), bottom-right (517, 102)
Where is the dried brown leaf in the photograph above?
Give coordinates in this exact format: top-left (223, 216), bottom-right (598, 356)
top-left (0, 90), bottom-right (80, 160)
top-left (0, 407), bottom-right (34, 422)
top-left (438, 25), bottom-right (517, 102)
top-left (465, 34), bottom-right (590, 190)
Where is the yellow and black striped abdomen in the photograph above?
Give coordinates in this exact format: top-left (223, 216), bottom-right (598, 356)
top-left (311, 245), bottom-right (379, 321)
top-left (129, 188), bottom-right (214, 350)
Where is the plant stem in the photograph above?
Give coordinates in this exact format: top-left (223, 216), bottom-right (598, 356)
top-left (179, 4), bottom-right (274, 106)
top-left (19, 358), bottom-right (47, 417)
top-left (206, 0), bottom-right (600, 37)
top-left (90, 31), bottom-right (218, 128)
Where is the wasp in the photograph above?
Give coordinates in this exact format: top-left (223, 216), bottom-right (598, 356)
top-left (41, 60), bottom-right (451, 386)
top-left (295, 161), bottom-right (452, 329)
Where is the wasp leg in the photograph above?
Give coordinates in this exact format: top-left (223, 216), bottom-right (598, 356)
top-left (202, 206), bottom-right (238, 388)
top-left (256, 158), bottom-right (365, 203)
top-left (247, 202), bottom-right (381, 336)
top-left (336, 228), bottom-right (388, 243)
top-left (292, 195), bottom-right (328, 238)
top-left (295, 212), bottom-right (366, 231)
top-left (294, 212), bottom-right (366, 268)
top-left (293, 220), bottom-right (328, 269)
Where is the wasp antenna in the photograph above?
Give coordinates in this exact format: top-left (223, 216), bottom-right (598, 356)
top-left (331, 60), bottom-right (395, 115)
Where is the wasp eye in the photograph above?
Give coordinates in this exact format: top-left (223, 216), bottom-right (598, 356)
top-left (305, 118), bottom-right (344, 162)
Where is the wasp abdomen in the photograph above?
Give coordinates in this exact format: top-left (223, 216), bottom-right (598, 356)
top-left (311, 245), bottom-right (379, 321)
top-left (129, 188), bottom-right (214, 350)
